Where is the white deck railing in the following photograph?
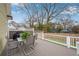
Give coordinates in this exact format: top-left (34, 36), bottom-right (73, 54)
top-left (37, 32), bottom-right (79, 49)
top-left (66, 36), bottom-right (79, 48)
top-left (37, 32), bottom-right (79, 55)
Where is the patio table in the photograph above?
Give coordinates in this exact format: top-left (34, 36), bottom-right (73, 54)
top-left (17, 38), bottom-right (26, 55)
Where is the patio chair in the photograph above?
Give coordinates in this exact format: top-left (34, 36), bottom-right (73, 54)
top-left (4, 32), bottom-right (18, 55)
top-left (25, 32), bottom-right (38, 48)
top-left (6, 41), bottom-right (19, 56)
top-left (7, 31), bottom-right (36, 55)
top-left (33, 33), bottom-right (38, 40)
top-left (25, 35), bottom-right (35, 47)
top-left (6, 31), bottom-right (23, 55)
top-left (22, 34), bottom-right (37, 55)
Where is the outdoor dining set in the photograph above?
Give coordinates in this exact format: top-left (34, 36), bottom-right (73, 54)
top-left (6, 30), bottom-right (37, 56)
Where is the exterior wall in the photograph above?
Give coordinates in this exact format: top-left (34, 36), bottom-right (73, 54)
top-left (0, 4), bottom-right (10, 54)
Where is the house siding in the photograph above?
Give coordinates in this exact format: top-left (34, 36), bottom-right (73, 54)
top-left (0, 4), bottom-right (10, 54)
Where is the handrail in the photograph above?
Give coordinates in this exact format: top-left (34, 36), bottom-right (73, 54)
top-left (70, 36), bottom-right (79, 38)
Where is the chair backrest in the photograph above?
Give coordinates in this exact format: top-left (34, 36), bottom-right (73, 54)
top-left (26, 35), bottom-right (35, 46)
top-left (34, 33), bottom-right (38, 40)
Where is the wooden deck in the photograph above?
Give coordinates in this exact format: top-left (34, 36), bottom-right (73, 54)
top-left (3, 38), bottom-right (77, 56)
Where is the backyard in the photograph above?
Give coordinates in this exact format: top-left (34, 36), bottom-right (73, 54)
top-left (0, 3), bottom-right (79, 56)
top-left (7, 3), bottom-right (79, 56)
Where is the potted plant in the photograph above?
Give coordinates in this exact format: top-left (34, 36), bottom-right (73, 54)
top-left (20, 32), bottom-right (31, 42)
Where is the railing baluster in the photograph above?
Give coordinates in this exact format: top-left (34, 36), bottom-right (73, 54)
top-left (66, 36), bottom-right (70, 48)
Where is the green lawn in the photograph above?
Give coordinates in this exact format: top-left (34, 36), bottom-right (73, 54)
top-left (48, 37), bottom-right (66, 44)
top-left (46, 37), bottom-right (76, 47)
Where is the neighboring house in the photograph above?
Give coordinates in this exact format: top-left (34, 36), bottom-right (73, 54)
top-left (8, 21), bottom-right (20, 30)
top-left (0, 4), bottom-right (12, 54)
top-left (8, 21), bottom-right (31, 30)
top-left (51, 23), bottom-right (62, 29)
top-left (8, 20), bottom-right (34, 36)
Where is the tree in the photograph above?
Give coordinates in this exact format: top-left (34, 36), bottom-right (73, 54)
top-left (41, 3), bottom-right (68, 32)
top-left (16, 4), bottom-right (38, 27)
top-left (72, 25), bottom-right (79, 33)
top-left (41, 4), bottom-right (68, 24)
top-left (57, 14), bottom-right (75, 30)
top-left (16, 3), bottom-right (68, 32)
top-left (55, 23), bottom-right (63, 32)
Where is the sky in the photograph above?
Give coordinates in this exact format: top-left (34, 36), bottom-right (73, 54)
top-left (11, 3), bottom-right (79, 24)
top-left (11, 4), bottom-right (26, 23)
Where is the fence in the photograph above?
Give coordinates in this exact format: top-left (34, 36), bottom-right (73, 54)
top-left (37, 32), bottom-right (79, 49)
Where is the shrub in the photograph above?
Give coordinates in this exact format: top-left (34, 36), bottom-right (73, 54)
top-left (20, 32), bottom-right (31, 40)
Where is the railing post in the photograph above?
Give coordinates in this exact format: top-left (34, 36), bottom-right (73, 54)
top-left (76, 38), bottom-right (79, 55)
top-left (66, 36), bottom-right (71, 48)
top-left (33, 28), bottom-right (34, 36)
top-left (42, 32), bottom-right (44, 40)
